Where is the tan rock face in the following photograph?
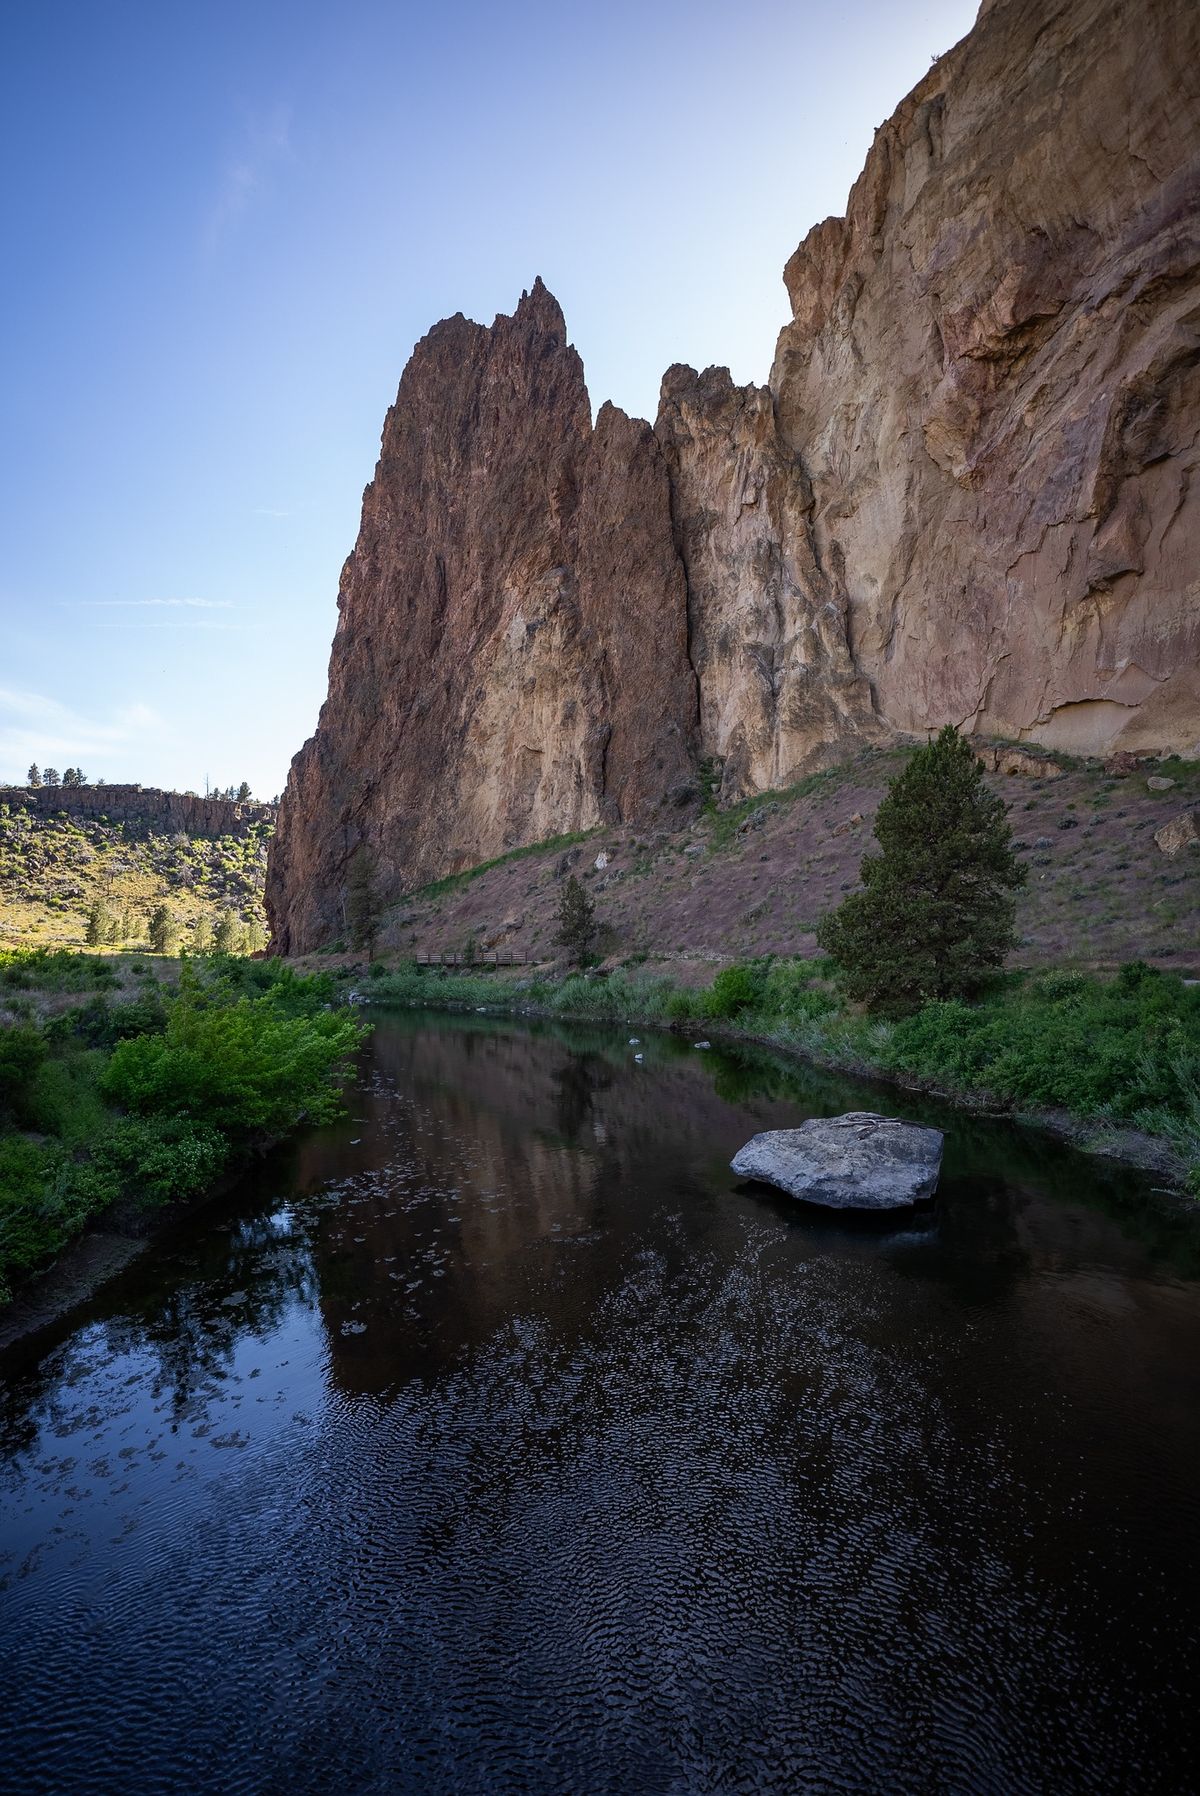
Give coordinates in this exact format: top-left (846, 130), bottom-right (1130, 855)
top-left (656, 365), bottom-right (882, 801)
top-left (770, 0), bottom-right (1200, 762)
top-left (268, 0), bottom-right (1199, 952)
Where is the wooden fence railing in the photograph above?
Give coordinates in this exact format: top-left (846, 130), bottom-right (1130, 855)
top-left (415, 951), bottom-right (530, 968)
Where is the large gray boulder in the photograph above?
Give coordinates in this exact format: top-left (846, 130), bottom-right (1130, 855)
top-left (731, 1112), bottom-right (944, 1210)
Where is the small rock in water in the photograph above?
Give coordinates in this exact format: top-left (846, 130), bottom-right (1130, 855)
top-left (731, 1112), bottom-right (943, 1210)
top-left (634, 1053), bottom-right (644, 1063)
top-left (628, 1037), bottom-right (640, 1045)
top-left (340, 1321), bottom-right (367, 1336)
top-left (693, 1040), bottom-right (711, 1049)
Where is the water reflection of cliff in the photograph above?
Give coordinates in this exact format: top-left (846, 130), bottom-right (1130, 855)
top-left (300, 1015), bottom-right (1200, 1407)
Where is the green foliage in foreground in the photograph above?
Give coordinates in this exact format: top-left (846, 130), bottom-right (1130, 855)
top-left (818, 726), bottom-right (1025, 1014)
top-left (0, 958), bottom-right (365, 1302)
top-left (365, 954), bottom-right (1200, 1191)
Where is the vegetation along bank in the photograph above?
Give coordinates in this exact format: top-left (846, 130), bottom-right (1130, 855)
top-left (0, 949), bottom-right (364, 1310)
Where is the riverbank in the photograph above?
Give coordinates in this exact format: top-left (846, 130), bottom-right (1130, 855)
top-left (0, 949), bottom-right (365, 1318)
top-left (343, 957), bottom-right (1200, 1193)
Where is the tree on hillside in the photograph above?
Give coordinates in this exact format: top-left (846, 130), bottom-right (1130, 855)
top-left (27, 764), bottom-right (41, 788)
top-left (557, 874), bottom-right (596, 968)
top-left (346, 848), bottom-right (377, 958)
top-left (816, 725), bottom-right (1026, 1015)
top-left (62, 767), bottom-right (79, 787)
top-left (236, 781), bottom-right (251, 803)
top-left (86, 898), bottom-right (113, 947)
top-left (193, 915), bottom-right (214, 954)
top-left (214, 911), bottom-right (242, 955)
top-left (43, 767), bottom-right (59, 787)
top-left (149, 905), bottom-right (179, 955)
top-left (245, 918), bottom-right (267, 955)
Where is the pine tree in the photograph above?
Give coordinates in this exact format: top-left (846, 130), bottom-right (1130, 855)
top-left (193, 915), bottom-right (214, 954)
top-left (557, 874), bottom-right (596, 967)
top-left (346, 848), bottom-right (377, 957)
top-left (213, 911), bottom-right (242, 955)
top-left (86, 898), bottom-right (112, 947)
top-left (816, 726), bottom-right (1026, 1015)
top-left (149, 905), bottom-right (178, 955)
top-left (245, 918), bottom-right (267, 954)
top-left (27, 764), bottom-right (40, 788)
top-left (236, 781), bottom-right (251, 802)
top-left (43, 768), bottom-right (59, 787)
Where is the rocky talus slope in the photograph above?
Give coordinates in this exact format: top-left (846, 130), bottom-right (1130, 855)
top-left (268, 0), bottom-right (1199, 954)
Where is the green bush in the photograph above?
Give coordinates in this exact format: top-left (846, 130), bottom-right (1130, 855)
top-left (0, 1023), bottom-right (47, 1110)
top-left (0, 949), bottom-right (117, 992)
top-left (102, 993), bottom-right (363, 1137)
top-left (705, 963), bottom-right (768, 1018)
top-left (46, 991), bottom-right (167, 1048)
top-left (71, 1115), bottom-right (228, 1209)
top-left (0, 1136), bottom-right (77, 1299)
top-left (884, 966), bottom-right (1200, 1122)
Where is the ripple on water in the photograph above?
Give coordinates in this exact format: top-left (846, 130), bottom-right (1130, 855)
top-left (1, 1014), bottom-right (1198, 1795)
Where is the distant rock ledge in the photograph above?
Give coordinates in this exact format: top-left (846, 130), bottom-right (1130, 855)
top-left (2, 784), bottom-right (276, 841)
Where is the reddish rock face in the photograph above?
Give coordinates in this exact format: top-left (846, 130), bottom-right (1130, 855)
top-left (267, 282), bottom-right (698, 954)
top-left (268, 0), bottom-right (1199, 953)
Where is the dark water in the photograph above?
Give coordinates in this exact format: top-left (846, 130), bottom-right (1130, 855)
top-left (2, 1013), bottom-right (1199, 1796)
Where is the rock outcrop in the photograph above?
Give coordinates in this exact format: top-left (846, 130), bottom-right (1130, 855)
top-left (770, 0), bottom-right (1200, 763)
top-left (8, 785), bottom-right (273, 840)
top-left (731, 1114), bottom-right (944, 1209)
top-left (268, 0), bottom-right (1199, 953)
top-left (268, 283), bottom-right (699, 953)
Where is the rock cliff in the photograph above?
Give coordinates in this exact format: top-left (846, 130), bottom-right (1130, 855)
top-left (10, 785), bottom-right (274, 839)
top-left (267, 0), bottom-right (1199, 954)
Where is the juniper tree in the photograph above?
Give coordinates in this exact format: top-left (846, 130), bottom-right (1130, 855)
top-left (557, 874), bottom-right (596, 968)
top-left (86, 898), bottom-right (113, 947)
top-left (213, 911), bottom-right (242, 955)
top-left (816, 725), bottom-right (1026, 1015)
top-left (149, 905), bottom-right (179, 955)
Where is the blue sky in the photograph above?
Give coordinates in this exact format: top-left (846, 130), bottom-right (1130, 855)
top-left (0, 0), bottom-right (977, 799)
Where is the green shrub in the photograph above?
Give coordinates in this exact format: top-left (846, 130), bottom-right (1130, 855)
top-left (0, 949), bottom-right (118, 992)
top-left (704, 962), bottom-right (770, 1018)
top-left (0, 1136), bottom-right (76, 1299)
top-left (0, 1023), bottom-right (47, 1110)
top-left (102, 993), bottom-right (363, 1137)
top-left (72, 1115), bottom-right (228, 1209)
top-left (884, 969), bottom-right (1200, 1122)
top-left (46, 991), bottom-right (167, 1048)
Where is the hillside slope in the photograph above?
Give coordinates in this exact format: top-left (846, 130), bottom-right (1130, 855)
top-left (317, 749), bottom-right (1200, 978)
top-left (0, 787), bottom-right (274, 951)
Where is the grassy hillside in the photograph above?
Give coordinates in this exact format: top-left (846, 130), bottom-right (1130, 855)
top-left (0, 798), bottom-right (273, 952)
top-left (346, 745), bottom-right (1198, 977)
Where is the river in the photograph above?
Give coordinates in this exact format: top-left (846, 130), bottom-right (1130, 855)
top-left (2, 1010), bottom-right (1198, 1794)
